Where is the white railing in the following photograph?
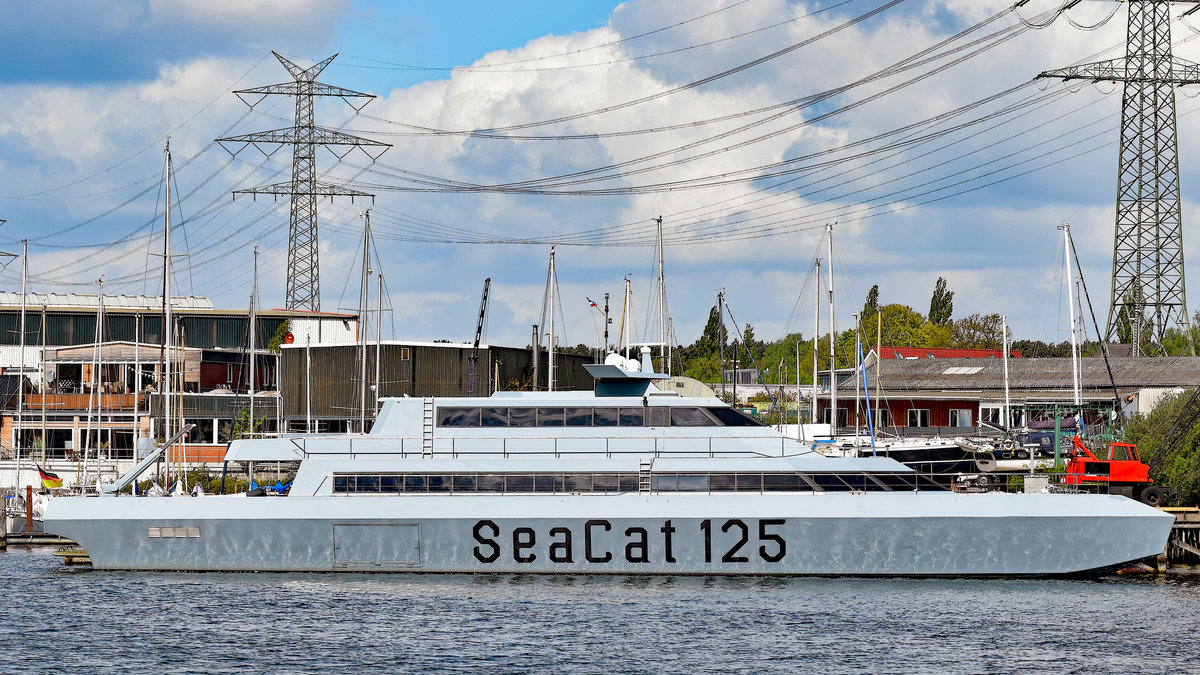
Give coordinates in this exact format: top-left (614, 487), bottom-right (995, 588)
top-left (292, 434), bottom-right (792, 460)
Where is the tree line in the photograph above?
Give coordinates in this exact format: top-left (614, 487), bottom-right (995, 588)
top-left (674, 277), bottom-right (1199, 385)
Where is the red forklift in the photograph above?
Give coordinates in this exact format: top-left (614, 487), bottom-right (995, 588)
top-left (1064, 436), bottom-right (1179, 507)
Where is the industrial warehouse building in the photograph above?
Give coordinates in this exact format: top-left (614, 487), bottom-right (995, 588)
top-left (277, 341), bottom-right (595, 432)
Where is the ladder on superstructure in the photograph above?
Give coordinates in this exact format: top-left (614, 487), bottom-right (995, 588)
top-left (638, 458), bottom-right (653, 494)
top-left (422, 398), bottom-right (434, 457)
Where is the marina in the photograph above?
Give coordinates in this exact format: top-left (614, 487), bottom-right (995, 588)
top-left (4, 1), bottom-right (1200, 670)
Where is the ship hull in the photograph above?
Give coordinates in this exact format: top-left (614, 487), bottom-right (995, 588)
top-left (44, 492), bottom-right (1172, 576)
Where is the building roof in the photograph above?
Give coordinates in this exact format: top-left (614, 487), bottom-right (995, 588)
top-left (874, 346), bottom-right (1022, 360)
top-left (0, 292), bottom-right (215, 311)
top-left (0, 293), bottom-right (356, 319)
top-left (862, 355), bottom-right (1200, 402)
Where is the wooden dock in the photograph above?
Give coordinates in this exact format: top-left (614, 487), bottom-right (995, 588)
top-left (1164, 507), bottom-right (1200, 566)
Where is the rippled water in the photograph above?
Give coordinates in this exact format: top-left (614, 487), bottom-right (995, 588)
top-left (2, 546), bottom-right (1198, 674)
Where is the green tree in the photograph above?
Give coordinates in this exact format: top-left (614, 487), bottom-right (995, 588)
top-left (761, 333), bottom-right (808, 385)
top-left (951, 313), bottom-right (1007, 349)
top-left (870, 304), bottom-right (927, 348)
top-left (1123, 388), bottom-right (1200, 506)
top-left (267, 320), bottom-right (291, 353)
top-left (692, 305), bottom-right (726, 358)
top-left (682, 352), bottom-right (722, 383)
top-left (928, 276), bottom-right (954, 325)
top-left (914, 321), bottom-right (953, 349)
top-left (863, 284), bottom-right (880, 317)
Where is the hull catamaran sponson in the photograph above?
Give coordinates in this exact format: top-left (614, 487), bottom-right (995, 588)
top-left (44, 351), bottom-right (1173, 575)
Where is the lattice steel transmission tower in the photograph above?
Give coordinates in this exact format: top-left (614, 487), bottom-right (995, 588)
top-left (1039, 1), bottom-right (1200, 355)
top-left (217, 52), bottom-right (390, 311)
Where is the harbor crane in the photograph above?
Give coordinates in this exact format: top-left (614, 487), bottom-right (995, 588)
top-left (467, 278), bottom-right (491, 397)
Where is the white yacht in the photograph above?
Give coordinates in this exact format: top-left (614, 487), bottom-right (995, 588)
top-left (43, 351), bottom-right (1173, 575)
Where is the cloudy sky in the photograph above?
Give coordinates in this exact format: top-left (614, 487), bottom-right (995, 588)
top-left (2, 0), bottom-right (1198, 352)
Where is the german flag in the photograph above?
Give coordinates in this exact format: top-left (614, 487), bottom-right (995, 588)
top-left (37, 464), bottom-right (62, 489)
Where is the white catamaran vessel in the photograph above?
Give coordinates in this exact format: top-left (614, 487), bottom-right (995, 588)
top-left (43, 350), bottom-right (1172, 576)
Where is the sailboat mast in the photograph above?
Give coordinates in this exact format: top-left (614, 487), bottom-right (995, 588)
top-left (16, 240), bottom-right (26, 479)
top-left (359, 211), bottom-right (371, 432)
top-left (249, 246), bottom-right (258, 428)
top-left (94, 281), bottom-right (104, 485)
top-left (718, 289), bottom-right (727, 399)
top-left (40, 304), bottom-right (46, 467)
top-left (163, 141), bottom-right (173, 492)
top-left (827, 224), bottom-right (837, 433)
top-left (853, 312), bottom-right (860, 439)
top-left (1061, 222), bottom-right (1082, 407)
top-left (548, 247), bottom-right (557, 392)
top-left (812, 260), bottom-right (819, 430)
top-left (1002, 314), bottom-right (1011, 428)
top-left (655, 216), bottom-right (669, 375)
top-left (375, 272), bottom-right (383, 411)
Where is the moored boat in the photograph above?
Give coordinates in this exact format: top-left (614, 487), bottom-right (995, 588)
top-left (43, 351), bottom-right (1173, 575)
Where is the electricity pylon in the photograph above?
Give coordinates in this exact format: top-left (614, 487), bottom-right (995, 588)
top-left (1039, 1), bottom-right (1200, 356)
top-left (217, 52), bottom-right (391, 311)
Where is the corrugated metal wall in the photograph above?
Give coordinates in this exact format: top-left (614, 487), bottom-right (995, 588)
top-left (280, 343), bottom-right (595, 419)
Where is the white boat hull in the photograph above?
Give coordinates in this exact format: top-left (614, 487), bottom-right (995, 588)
top-left (45, 491), bottom-right (1173, 576)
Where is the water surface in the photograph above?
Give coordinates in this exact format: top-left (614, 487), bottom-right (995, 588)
top-left (3, 547), bottom-right (1197, 673)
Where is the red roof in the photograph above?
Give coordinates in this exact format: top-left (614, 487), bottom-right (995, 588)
top-left (875, 346), bottom-right (1022, 360)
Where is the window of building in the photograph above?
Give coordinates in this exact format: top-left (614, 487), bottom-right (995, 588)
top-left (907, 408), bottom-right (930, 427)
top-left (823, 407), bottom-right (849, 426)
top-left (949, 409), bottom-right (973, 428)
top-left (873, 408), bottom-right (892, 428)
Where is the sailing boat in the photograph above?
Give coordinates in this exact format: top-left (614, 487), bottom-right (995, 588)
top-left (965, 221), bottom-right (1090, 474)
top-left (808, 224), bottom-right (984, 481)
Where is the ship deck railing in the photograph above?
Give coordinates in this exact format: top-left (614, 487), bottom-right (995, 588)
top-left (287, 434), bottom-right (808, 459)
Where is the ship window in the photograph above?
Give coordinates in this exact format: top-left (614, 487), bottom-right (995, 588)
top-left (481, 408), bottom-right (508, 427)
top-left (380, 475), bottom-right (400, 493)
top-left (647, 407), bottom-right (668, 427)
top-left (564, 473), bottom-right (592, 492)
top-left (709, 473), bottom-right (735, 491)
top-left (706, 407), bottom-right (767, 427)
top-left (505, 474), bottom-right (534, 492)
top-left (736, 473), bottom-right (763, 491)
top-left (676, 474), bottom-right (708, 491)
top-left (478, 474), bottom-right (504, 491)
top-left (537, 408), bottom-right (565, 427)
top-left (357, 475), bottom-right (380, 492)
top-left (404, 475), bottom-right (426, 492)
top-left (670, 407), bottom-right (712, 427)
top-left (593, 408), bottom-right (619, 427)
top-left (535, 474), bottom-right (559, 492)
top-left (618, 408), bottom-right (645, 427)
top-left (763, 473), bottom-right (804, 491)
top-left (565, 408), bottom-right (592, 426)
top-left (508, 408), bottom-right (537, 427)
top-left (871, 474), bottom-right (914, 490)
top-left (333, 476), bottom-right (350, 492)
top-left (618, 473), bottom-right (639, 492)
top-left (592, 473), bottom-right (618, 493)
top-left (453, 474), bottom-right (477, 492)
top-left (427, 475), bottom-right (451, 492)
top-left (438, 407), bottom-right (481, 427)
top-left (651, 474), bottom-right (676, 491)
top-left (811, 474), bottom-right (853, 491)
